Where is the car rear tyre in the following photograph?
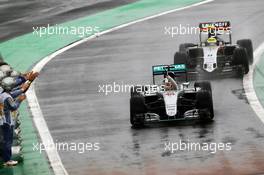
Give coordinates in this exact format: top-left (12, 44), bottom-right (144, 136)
top-left (237, 39), bottom-right (253, 64)
top-left (232, 47), bottom-right (249, 74)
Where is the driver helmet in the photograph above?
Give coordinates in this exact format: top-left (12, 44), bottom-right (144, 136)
top-left (207, 27), bottom-right (217, 45)
top-left (207, 37), bottom-right (217, 46)
top-left (164, 77), bottom-right (175, 91)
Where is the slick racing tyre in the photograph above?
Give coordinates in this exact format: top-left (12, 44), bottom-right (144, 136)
top-left (237, 39), bottom-right (253, 64)
top-left (179, 43), bottom-right (196, 53)
top-left (194, 81), bottom-right (212, 93)
top-left (130, 96), bottom-right (147, 127)
top-left (174, 52), bottom-right (187, 65)
top-left (232, 47), bottom-right (249, 74)
top-left (196, 90), bottom-right (214, 121)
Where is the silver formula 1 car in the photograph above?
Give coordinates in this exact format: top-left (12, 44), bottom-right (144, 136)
top-left (174, 21), bottom-right (253, 75)
top-left (129, 64), bottom-right (214, 127)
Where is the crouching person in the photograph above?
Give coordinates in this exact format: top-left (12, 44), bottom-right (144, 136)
top-left (0, 78), bottom-right (28, 166)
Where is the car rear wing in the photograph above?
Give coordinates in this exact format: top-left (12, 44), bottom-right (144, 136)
top-left (152, 64), bottom-right (187, 84)
top-left (199, 21), bottom-right (231, 32)
top-left (199, 21), bottom-right (232, 45)
top-left (152, 64), bottom-right (186, 75)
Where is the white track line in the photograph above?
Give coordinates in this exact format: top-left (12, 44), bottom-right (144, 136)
top-left (26, 0), bottom-right (214, 174)
top-left (243, 42), bottom-right (264, 124)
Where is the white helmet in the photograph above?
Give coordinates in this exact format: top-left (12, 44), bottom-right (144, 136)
top-left (10, 70), bottom-right (21, 77)
top-left (1, 77), bottom-right (16, 91)
top-left (0, 65), bottom-right (12, 76)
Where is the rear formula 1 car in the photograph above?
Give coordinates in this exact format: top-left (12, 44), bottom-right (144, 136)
top-left (129, 64), bottom-right (214, 127)
top-left (174, 21), bottom-right (253, 75)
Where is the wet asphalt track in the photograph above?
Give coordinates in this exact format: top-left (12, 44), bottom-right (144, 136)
top-left (34, 0), bottom-right (264, 174)
top-left (0, 0), bottom-right (137, 42)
